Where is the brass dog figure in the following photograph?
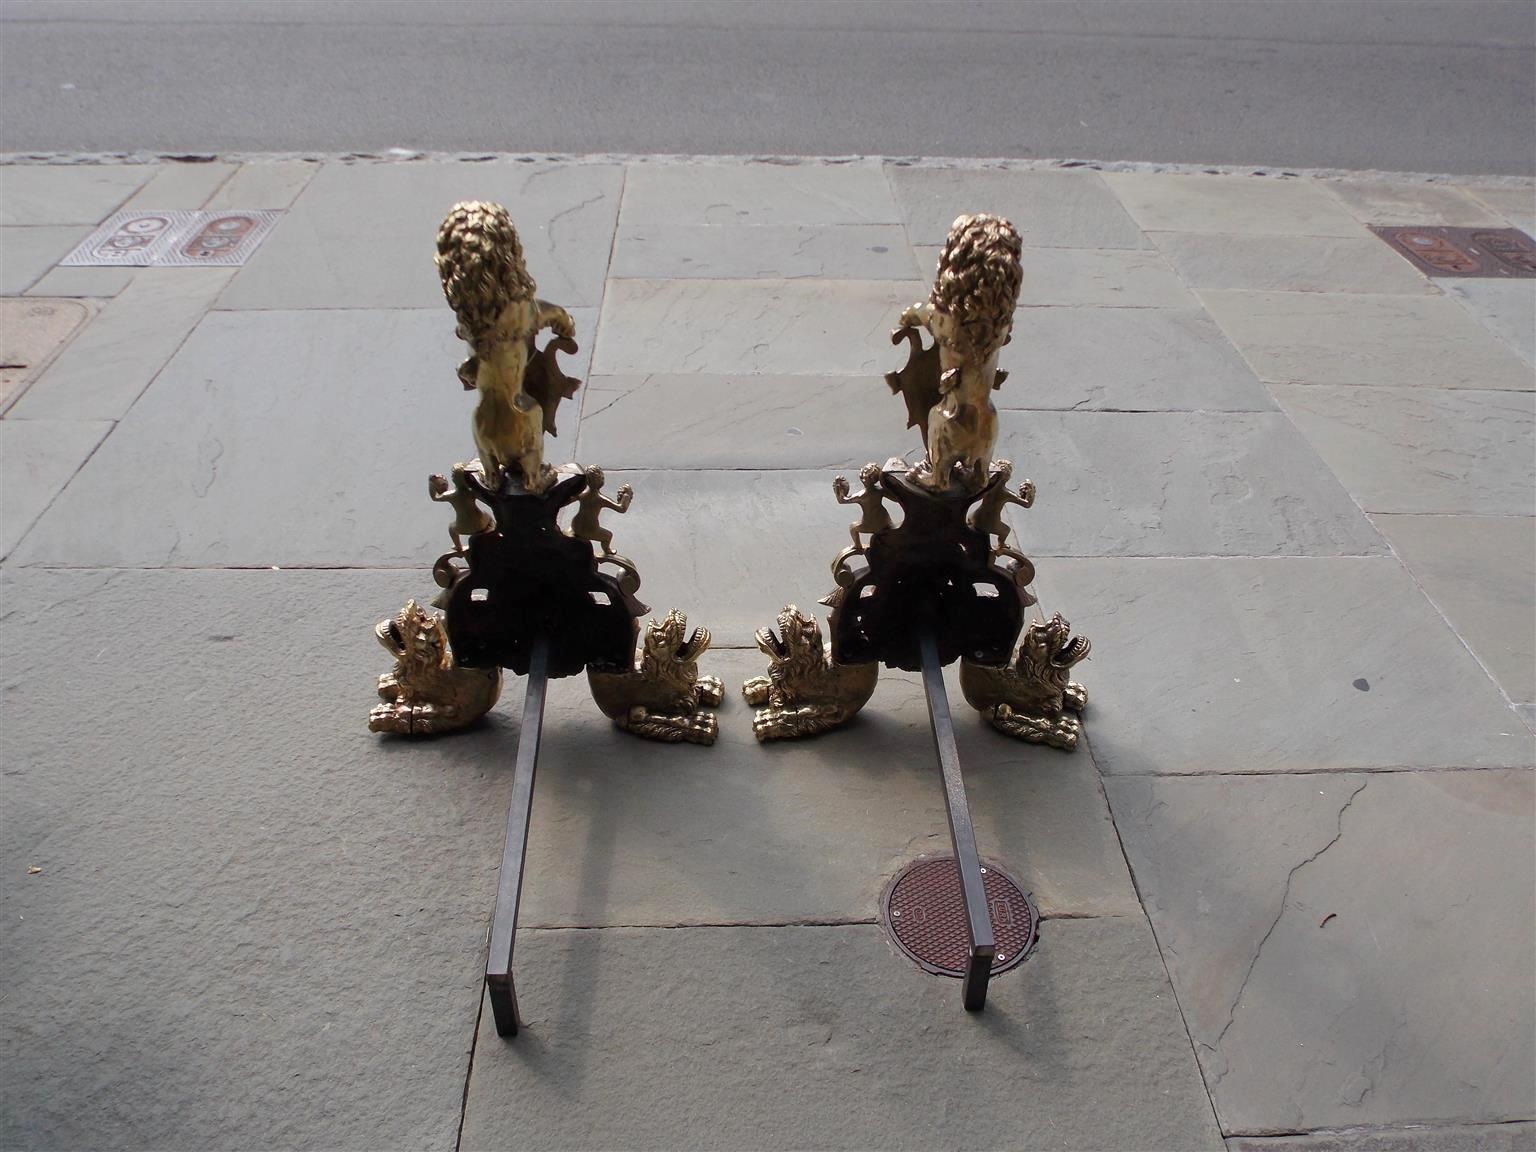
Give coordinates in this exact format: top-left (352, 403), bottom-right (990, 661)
top-left (959, 615), bottom-right (1090, 750)
top-left (370, 600), bottom-right (502, 735)
top-left (588, 609), bottom-right (724, 745)
top-left (743, 605), bottom-right (878, 741)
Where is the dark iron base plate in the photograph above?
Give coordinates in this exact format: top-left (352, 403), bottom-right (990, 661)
top-left (880, 856), bottom-right (1039, 979)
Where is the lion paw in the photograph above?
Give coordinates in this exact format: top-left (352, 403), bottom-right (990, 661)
top-left (990, 704), bottom-right (1081, 751)
top-left (695, 676), bottom-right (725, 708)
top-left (623, 706), bottom-right (718, 747)
top-left (751, 704), bottom-right (848, 743)
top-left (742, 676), bottom-right (772, 707)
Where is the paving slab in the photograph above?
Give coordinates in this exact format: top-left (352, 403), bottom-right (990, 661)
top-left (1443, 280), bottom-right (1536, 365)
top-left (1032, 557), bottom-right (1533, 775)
top-left (121, 160), bottom-right (236, 209)
top-left (0, 225), bottom-right (89, 294)
top-left (0, 417), bottom-right (111, 558)
top-left (576, 374), bottom-right (903, 468)
top-left (994, 410), bottom-right (1385, 557)
top-left (458, 920), bottom-right (1223, 1151)
top-left (889, 166), bottom-right (1149, 248)
top-left (593, 278), bottom-right (924, 375)
top-left (0, 568), bottom-right (517, 1152)
top-left (1226, 1123), bottom-right (1536, 1152)
top-left (1002, 307), bottom-right (1277, 411)
top-left (588, 469), bottom-right (860, 645)
top-left (1106, 770), bottom-right (1535, 1133)
top-left (1465, 185), bottom-right (1536, 235)
top-left (912, 244), bottom-right (1196, 307)
top-left (610, 223), bottom-right (915, 279)
top-left (1371, 514), bottom-right (1536, 704)
top-left (216, 161), bottom-right (622, 310)
top-left (0, 164), bottom-right (152, 226)
top-left (1103, 173), bottom-right (1364, 237)
top-left (1202, 291), bottom-right (1535, 391)
top-left (520, 648), bottom-right (1140, 925)
top-left (9, 308), bottom-right (593, 569)
top-left (0, 297), bottom-right (91, 411)
top-left (619, 161), bottom-right (900, 227)
top-left (1152, 233), bottom-right (1435, 294)
top-left (7, 267), bottom-right (234, 421)
top-left (206, 160), bottom-right (320, 210)
top-left (24, 264), bottom-right (136, 297)
top-left (1324, 180), bottom-right (1509, 226)
top-left (1274, 386), bottom-right (1535, 516)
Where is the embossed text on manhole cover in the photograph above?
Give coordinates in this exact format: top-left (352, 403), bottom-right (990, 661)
top-left (880, 856), bottom-right (1038, 978)
top-left (1372, 225), bottom-right (1536, 278)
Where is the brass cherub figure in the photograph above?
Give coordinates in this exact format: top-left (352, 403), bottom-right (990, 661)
top-left (829, 461), bottom-right (893, 585)
top-left (967, 458), bottom-right (1035, 573)
top-left (437, 201), bottom-right (578, 493)
top-left (429, 462), bottom-right (495, 552)
top-left (569, 465), bottom-right (633, 556)
top-left (833, 462), bottom-right (893, 549)
top-left (887, 213), bottom-right (1023, 491)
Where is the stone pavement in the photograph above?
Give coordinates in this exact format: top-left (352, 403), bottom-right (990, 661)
top-left (0, 155), bottom-right (1532, 1151)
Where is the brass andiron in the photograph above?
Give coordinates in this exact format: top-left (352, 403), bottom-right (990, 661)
top-left (370, 200), bottom-right (719, 1039)
top-left (743, 213), bottom-right (1093, 1012)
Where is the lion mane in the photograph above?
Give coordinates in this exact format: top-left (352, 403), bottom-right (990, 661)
top-left (930, 213), bottom-right (1023, 357)
top-left (436, 201), bottom-right (537, 352)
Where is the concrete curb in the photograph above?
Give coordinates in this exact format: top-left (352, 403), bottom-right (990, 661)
top-left (3, 150), bottom-right (1534, 189)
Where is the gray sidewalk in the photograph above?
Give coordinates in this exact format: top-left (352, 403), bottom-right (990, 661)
top-left (1, 155), bottom-right (1533, 1151)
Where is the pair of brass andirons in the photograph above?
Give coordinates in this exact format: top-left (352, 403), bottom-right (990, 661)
top-left (370, 202), bottom-right (1090, 752)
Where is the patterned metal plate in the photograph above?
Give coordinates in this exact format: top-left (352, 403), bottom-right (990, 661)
top-left (156, 211), bottom-right (281, 266)
top-left (61, 210), bottom-right (280, 268)
top-left (1372, 225), bottom-right (1536, 278)
top-left (881, 855), bottom-right (1038, 978)
top-left (60, 210), bottom-right (196, 266)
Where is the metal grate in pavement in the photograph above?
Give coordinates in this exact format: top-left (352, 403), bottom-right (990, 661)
top-left (1372, 225), bottom-right (1536, 278)
top-left (881, 855), bottom-right (1038, 979)
top-left (62, 210), bottom-right (281, 267)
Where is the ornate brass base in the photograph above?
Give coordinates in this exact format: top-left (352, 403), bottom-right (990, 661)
top-left (374, 460), bottom-right (719, 745)
top-left (743, 462), bottom-right (1088, 751)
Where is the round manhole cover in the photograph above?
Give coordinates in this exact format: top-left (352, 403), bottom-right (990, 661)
top-left (880, 856), bottom-right (1038, 978)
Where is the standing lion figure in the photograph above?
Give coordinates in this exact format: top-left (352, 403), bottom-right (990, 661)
top-left (891, 213), bottom-right (1023, 490)
top-left (370, 600), bottom-right (502, 735)
top-left (436, 201), bottom-right (575, 492)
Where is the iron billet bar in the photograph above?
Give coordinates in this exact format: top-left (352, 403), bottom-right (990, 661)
top-left (485, 634), bottom-right (551, 1039)
top-left (918, 628), bottom-right (996, 1011)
